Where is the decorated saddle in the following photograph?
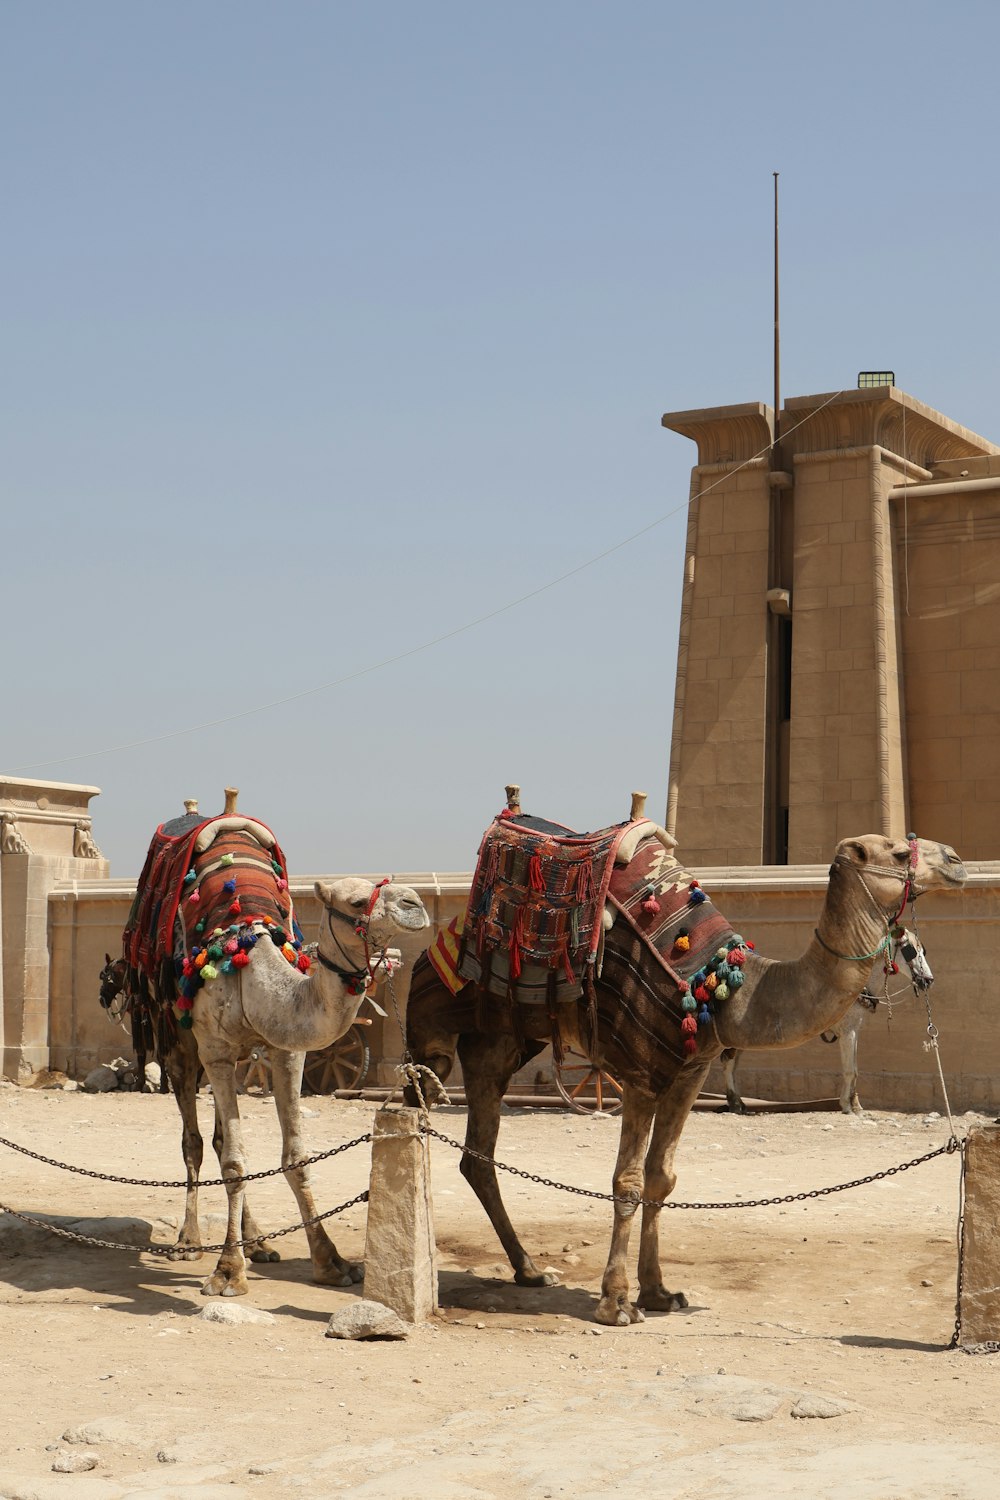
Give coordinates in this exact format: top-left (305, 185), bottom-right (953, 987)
top-left (438, 802), bottom-right (753, 1089)
top-left (123, 808), bottom-right (309, 1031)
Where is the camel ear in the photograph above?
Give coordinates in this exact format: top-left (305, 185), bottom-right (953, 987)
top-left (314, 880), bottom-right (335, 907)
top-left (105, 953), bottom-right (112, 965)
top-left (842, 840), bottom-right (868, 864)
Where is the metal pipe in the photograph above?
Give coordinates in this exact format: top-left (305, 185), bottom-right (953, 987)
top-left (889, 475), bottom-right (1000, 499)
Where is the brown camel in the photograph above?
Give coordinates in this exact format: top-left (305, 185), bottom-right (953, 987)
top-left (406, 825), bottom-right (966, 1325)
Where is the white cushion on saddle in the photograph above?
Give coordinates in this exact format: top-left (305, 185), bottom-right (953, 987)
top-left (193, 817), bottom-right (276, 854)
top-left (614, 821), bottom-right (678, 866)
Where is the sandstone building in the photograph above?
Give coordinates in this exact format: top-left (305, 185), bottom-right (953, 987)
top-left (662, 384), bottom-right (1000, 865)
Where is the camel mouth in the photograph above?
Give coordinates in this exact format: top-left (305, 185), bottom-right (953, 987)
top-left (391, 905), bottom-right (431, 932)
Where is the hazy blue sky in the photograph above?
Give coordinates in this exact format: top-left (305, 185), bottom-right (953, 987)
top-left (4, 1), bottom-right (998, 876)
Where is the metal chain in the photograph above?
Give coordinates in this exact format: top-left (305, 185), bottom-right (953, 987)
top-left (0, 1130), bottom-right (371, 1189)
top-left (0, 1190), bottom-right (369, 1257)
top-left (422, 1125), bottom-right (960, 1210)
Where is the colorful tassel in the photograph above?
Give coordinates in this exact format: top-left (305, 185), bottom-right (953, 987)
top-left (229, 899), bottom-right (242, 916)
top-left (223, 878), bottom-right (236, 894)
top-left (183, 870), bottom-right (196, 884)
top-left (672, 930), bottom-right (690, 953)
top-left (681, 1015), bottom-right (698, 1036)
top-left (219, 853), bottom-right (235, 867)
top-left (682, 993), bottom-right (698, 1013)
top-left (683, 1037), bottom-right (698, 1056)
top-left (642, 892), bottom-right (661, 915)
top-left (201, 963), bottom-right (218, 981)
top-left (297, 952), bottom-right (311, 973)
top-left (689, 883), bottom-right (707, 905)
top-left (223, 938), bottom-right (239, 955)
top-left (233, 950), bottom-right (250, 968)
top-left (188, 889), bottom-right (201, 905)
top-left (528, 852), bottom-right (545, 892)
top-left (697, 1005), bottom-right (711, 1026)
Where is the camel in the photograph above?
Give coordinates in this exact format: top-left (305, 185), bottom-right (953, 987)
top-left (405, 809), bottom-right (966, 1326)
top-left (125, 791), bottom-right (430, 1297)
top-left (720, 992), bottom-right (875, 1116)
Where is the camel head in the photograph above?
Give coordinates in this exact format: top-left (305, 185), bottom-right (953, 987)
top-left (831, 834), bottom-right (967, 909)
top-left (314, 877), bottom-right (430, 950)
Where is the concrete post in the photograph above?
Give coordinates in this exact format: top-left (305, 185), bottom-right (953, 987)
top-left (959, 1125), bottom-right (1000, 1347)
top-left (363, 1107), bottom-right (438, 1323)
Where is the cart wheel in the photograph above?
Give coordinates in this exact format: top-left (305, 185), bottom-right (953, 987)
top-left (553, 1048), bottom-right (624, 1115)
top-left (236, 1047), bottom-right (272, 1096)
top-left (302, 1024), bottom-right (371, 1095)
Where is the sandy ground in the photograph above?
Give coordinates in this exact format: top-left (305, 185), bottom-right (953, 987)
top-left (2, 1077), bottom-right (1000, 1500)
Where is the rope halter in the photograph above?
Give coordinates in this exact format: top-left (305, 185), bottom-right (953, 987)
top-left (815, 834), bottom-right (920, 963)
top-left (315, 877), bottom-right (393, 995)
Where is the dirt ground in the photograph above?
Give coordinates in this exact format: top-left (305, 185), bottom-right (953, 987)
top-left (2, 1078), bottom-right (1000, 1500)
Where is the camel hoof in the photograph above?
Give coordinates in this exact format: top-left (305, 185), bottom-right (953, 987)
top-left (168, 1244), bottom-right (203, 1262)
top-left (637, 1286), bottom-right (689, 1313)
top-left (315, 1260), bottom-right (363, 1288)
top-left (201, 1273), bottom-right (249, 1298)
top-left (248, 1245), bottom-right (281, 1264)
top-left (594, 1295), bottom-right (644, 1327)
top-left (514, 1269), bottom-right (559, 1288)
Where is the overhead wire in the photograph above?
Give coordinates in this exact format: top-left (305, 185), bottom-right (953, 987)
top-left (11, 389), bottom-right (847, 773)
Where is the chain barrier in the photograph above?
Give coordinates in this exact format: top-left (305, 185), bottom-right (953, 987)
top-left (0, 1130), bottom-right (371, 1189)
top-left (0, 1190), bottom-right (369, 1257)
top-left (420, 1124), bottom-right (961, 1210)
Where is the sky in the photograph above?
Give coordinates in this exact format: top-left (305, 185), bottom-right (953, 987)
top-left (3, 0), bottom-right (999, 878)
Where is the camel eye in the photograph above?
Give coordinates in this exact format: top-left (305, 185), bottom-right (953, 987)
top-left (893, 849), bottom-right (910, 863)
top-left (349, 896), bottom-right (368, 910)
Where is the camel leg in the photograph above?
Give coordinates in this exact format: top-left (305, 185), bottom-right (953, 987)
top-left (163, 1037), bottom-right (206, 1261)
top-left (839, 1010), bottom-right (864, 1115)
top-left (595, 1085), bottom-right (657, 1326)
top-left (637, 1062), bottom-right (712, 1312)
top-left (195, 1057), bottom-right (252, 1297)
top-left (267, 1048), bottom-right (362, 1287)
top-left (720, 1048), bottom-right (746, 1113)
top-left (209, 1103), bottom-right (280, 1264)
top-left (457, 1031), bottom-right (556, 1288)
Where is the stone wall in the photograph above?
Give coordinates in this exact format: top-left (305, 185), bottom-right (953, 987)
top-left (42, 860), bottom-right (1000, 1114)
top-left (1, 776), bottom-right (109, 1080)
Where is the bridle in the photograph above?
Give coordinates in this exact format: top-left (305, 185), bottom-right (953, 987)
top-left (814, 835), bottom-right (920, 964)
top-left (98, 956), bottom-right (128, 1019)
top-left (314, 878), bottom-right (392, 997)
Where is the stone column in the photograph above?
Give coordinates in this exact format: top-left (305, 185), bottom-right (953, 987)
top-left (959, 1125), bottom-right (1000, 1348)
top-left (363, 1107), bottom-right (438, 1323)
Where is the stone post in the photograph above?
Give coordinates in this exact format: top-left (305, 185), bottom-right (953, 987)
top-left (959, 1125), bottom-right (1000, 1347)
top-left (363, 1107), bottom-right (437, 1323)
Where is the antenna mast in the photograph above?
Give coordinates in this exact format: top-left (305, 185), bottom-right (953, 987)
top-left (773, 170), bottom-right (781, 453)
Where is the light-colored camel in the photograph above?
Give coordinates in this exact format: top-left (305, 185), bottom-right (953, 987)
top-left (720, 993), bottom-right (875, 1116)
top-left (406, 833), bottom-right (966, 1326)
top-left (127, 796), bottom-right (430, 1297)
top-left (183, 871), bottom-right (428, 1296)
